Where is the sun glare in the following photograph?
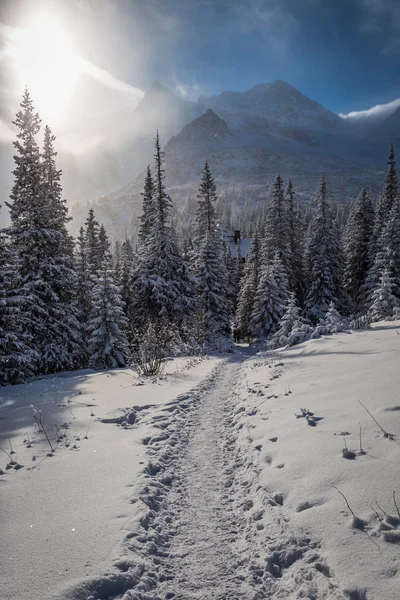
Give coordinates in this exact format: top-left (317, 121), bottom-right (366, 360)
top-left (9, 16), bottom-right (79, 122)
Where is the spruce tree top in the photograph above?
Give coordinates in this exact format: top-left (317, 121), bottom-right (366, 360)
top-left (154, 131), bottom-right (172, 229)
top-left (138, 166), bottom-right (155, 245)
top-left (382, 145), bottom-right (398, 207)
top-left (195, 161), bottom-right (218, 239)
top-left (7, 89), bottom-right (42, 226)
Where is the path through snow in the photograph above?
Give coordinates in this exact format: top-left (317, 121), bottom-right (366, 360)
top-left (154, 358), bottom-right (252, 599)
top-left (97, 355), bottom-right (347, 600)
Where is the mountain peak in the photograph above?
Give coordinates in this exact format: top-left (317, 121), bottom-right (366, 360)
top-left (147, 80), bottom-right (173, 97)
top-left (166, 109), bottom-right (229, 149)
top-left (193, 108), bottom-right (228, 131)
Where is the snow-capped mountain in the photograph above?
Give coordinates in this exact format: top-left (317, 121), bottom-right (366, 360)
top-left (71, 80), bottom-right (398, 237)
top-left (200, 81), bottom-right (342, 140)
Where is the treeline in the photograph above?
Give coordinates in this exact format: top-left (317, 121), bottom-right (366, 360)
top-left (0, 90), bottom-right (398, 385)
top-left (236, 146), bottom-right (399, 345)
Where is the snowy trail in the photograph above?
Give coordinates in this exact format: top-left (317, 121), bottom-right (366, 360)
top-left (65, 354), bottom-right (349, 600)
top-left (109, 354), bottom-right (346, 600)
top-left (153, 358), bottom-right (252, 600)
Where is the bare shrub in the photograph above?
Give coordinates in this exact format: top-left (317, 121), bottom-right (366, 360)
top-left (133, 323), bottom-right (164, 377)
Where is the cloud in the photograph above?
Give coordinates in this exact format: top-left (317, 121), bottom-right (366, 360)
top-left (357, 0), bottom-right (400, 55)
top-left (233, 0), bottom-right (300, 55)
top-left (78, 58), bottom-right (144, 99)
top-left (173, 75), bottom-right (204, 101)
top-left (339, 96), bottom-right (400, 120)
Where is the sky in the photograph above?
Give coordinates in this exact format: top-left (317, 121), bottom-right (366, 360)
top-left (0, 0), bottom-right (399, 110)
top-left (0, 0), bottom-right (399, 157)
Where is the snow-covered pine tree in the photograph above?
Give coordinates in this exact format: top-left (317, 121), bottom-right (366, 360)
top-left (113, 240), bottom-right (121, 281)
top-left (87, 260), bottom-right (129, 369)
top-left (98, 224), bottom-right (111, 265)
top-left (370, 145), bottom-right (398, 265)
top-left (324, 301), bottom-right (346, 333)
top-left (365, 189), bottom-right (400, 308)
top-left (84, 208), bottom-right (101, 274)
top-left (286, 180), bottom-right (306, 302)
top-left (74, 226), bottom-right (93, 365)
top-left (118, 239), bottom-right (135, 326)
top-left (194, 161), bottom-right (218, 241)
top-left (263, 173), bottom-right (289, 266)
top-left (236, 232), bottom-right (261, 340)
top-left (131, 133), bottom-right (196, 344)
top-left (305, 176), bottom-right (344, 322)
top-left (222, 237), bottom-right (236, 316)
top-left (40, 125), bottom-right (81, 369)
top-left (343, 188), bottom-right (375, 313)
top-left (270, 292), bottom-right (302, 348)
top-left (137, 166), bottom-right (155, 248)
top-left (0, 218), bottom-right (37, 385)
top-left (232, 237), bottom-right (244, 311)
top-left (193, 229), bottom-right (232, 341)
top-left (6, 91), bottom-right (80, 374)
top-left (249, 252), bottom-right (289, 339)
top-left (368, 268), bottom-right (399, 322)
top-left (190, 162), bottom-right (232, 342)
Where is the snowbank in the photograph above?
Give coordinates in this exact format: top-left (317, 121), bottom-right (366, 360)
top-left (232, 322), bottom-right (400, 599)
top-left (0, 356), bottom-right (222, 600)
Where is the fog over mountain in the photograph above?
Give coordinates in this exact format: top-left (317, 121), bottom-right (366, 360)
top-left (70, 79), bottom-right (397, 238)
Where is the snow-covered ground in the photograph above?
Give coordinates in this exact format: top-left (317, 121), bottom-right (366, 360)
top-left (1, 324), bottom-right (400, 600)
top-left (0, 356), bottom-right (223, 600)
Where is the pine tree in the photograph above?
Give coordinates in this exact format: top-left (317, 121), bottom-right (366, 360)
top-left (0, 222), bottom-right (37, 384)
top-left (236, 232), bottom-right (261, 340)
top-left (232, 237), bottom-right (244, 311)
top-left (370, 145), bottom-right (398, 264)
top-left (368, 268), bottom-right (399, 322)
top-left (305, 177), bottom-right (344, 322)
top-left (343, 189), bottom-right (375, 312)
top-left (42, 125), bottom-right (74, 254)
top-left (286, 180), bottom-right (306, 302)
top-left (263, 173), bottom-right (289, 265)
top-left (249, 253), bottom-right (289, 339)
top-left (118, 239), bottom-right (135, 324)
top-left (324, 302), bottom-right (346, 333)
top-left (131, 133), bottom-right (196, 343)
top-left (98, 224), bottom-right (111, 265)
top-left (113, 240), bottom-right (121, 281)
top-left (193, 230), bottom-right (232, 340)
top-left (84, 209), bottom-right (101, 274)
top-left (7, 89), bottom-right (42, 279)
top-left (364, 192), bottom-right (400, 310)
top-left (191, 163), bottom-right (232, 342)
top-left (138, 166), bottom-right (155, 247)
top-left (6, 91), bottom-right (80, 374)
top-left (270, 292), bottom-right (302, 348)
top-left (223, 238), bottom-right (236, 316)
top-left (88, 260), bottom-right (129, 369)
top-left (194, 161), bottom-right (218, 241)
top-left (74, 226), bottom-right (93, 364)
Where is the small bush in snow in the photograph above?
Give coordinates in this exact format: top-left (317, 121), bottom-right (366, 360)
top-left (368, 268), bottom-right (399, 322)
top-left (288, 320), bottom-right (314, 346)
top-left (134, 323), bottom-right (164, 377)
top-left (323, 302), bottom-right (348, 334)
top-left (350, 314), bottom-right (372, 331)
top-left (270, 293), bottom-right (314, 349)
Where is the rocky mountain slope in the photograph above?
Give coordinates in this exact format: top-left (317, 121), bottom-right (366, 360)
top-left (71, 81), bottom-right (397, 237)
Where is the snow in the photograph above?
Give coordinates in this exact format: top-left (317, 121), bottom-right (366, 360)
top-left (233, 322), bottom-right (400, 599)
top-left (0, 357), bottom-right (223, 600)
top-left (1, 323), bottom-right (400, 600)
